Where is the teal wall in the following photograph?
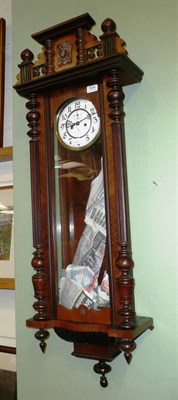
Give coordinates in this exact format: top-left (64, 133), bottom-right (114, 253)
top-left (13, 1), bottom-right (178, 399)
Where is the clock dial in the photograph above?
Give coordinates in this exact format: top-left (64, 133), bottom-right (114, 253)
top-left (55, 97), bottom-right (100, 151)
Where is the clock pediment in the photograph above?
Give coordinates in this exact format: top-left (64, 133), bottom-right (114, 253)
top-left (15, 13), bottom-right (129, 86)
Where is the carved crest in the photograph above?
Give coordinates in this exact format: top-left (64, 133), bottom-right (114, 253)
top-left (57, 40), bottom-right (72, 65)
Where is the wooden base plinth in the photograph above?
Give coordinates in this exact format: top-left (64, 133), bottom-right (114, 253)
top-left (72, 341), bottom-right (121, 361)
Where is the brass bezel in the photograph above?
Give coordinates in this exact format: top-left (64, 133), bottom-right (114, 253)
top-left (54, 97), bottom-right (100, 152)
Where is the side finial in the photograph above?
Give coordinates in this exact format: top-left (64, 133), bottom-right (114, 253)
top-left (17, 49), bottom-right (34, 83)
top-left (21, 48), bottom-right (34, 63)
top-left (101, 18), bottom-right (116, 34)
top-left (100, 18), bottom-right (127, 56)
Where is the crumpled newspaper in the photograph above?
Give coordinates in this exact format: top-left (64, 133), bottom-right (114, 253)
top-left (59, 266), bottom-right (109, 309)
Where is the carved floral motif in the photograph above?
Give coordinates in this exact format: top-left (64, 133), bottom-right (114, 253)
top-left (57, 40), bottom-right (72, 65)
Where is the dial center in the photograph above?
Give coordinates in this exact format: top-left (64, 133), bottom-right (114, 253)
top-left (66, 109), bottom-right (91, 138)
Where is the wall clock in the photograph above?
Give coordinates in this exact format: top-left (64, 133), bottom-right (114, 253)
top-left (14, 13), bottom-right (153, 387)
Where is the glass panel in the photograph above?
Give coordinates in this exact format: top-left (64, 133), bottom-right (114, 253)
top-left (54, 136), bottom-right (110, 311)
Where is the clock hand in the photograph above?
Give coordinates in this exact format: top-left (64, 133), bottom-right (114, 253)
top-left (67, 115), bottom-right (90, 129)
top-left (77, 115), bottom-right (90, 124)
top-left (66, 119), bottom-right (74, 128)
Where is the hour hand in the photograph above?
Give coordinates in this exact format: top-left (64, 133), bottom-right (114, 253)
top-left (66, 119), bottom-right (75, 129)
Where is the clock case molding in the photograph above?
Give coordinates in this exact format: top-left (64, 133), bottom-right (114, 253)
top-left (14, 13), bottom-right (153, 387)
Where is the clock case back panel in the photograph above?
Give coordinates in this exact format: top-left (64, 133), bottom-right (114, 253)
top-left (14, 13), bottom-right (153, 382)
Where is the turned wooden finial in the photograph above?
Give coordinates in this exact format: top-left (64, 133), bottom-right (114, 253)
top-left (100, 18), bottom-right (127, 56)
top-left (21, 48), bottom-right (34, 63)
top-left (18, 49), bottom-right (34, 83)
top-left (101, 18), bottom-right (116, 34)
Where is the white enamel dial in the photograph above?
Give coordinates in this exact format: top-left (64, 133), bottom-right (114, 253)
top-left (55, 97), bottom-right (100, 151)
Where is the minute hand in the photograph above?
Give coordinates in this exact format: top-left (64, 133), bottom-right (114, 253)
top-left (69, 115), bottom-right (90, 129)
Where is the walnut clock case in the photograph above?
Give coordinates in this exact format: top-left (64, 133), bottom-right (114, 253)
top-left (14, 13), bottom-right (153, 387)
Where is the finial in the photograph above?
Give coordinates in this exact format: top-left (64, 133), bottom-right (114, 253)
top-left (101, 18), bottom-right (116, 34)
top-left (100, 18), bottom-right (127, 56)
top-left (21, 48), bottom-right (34, 63)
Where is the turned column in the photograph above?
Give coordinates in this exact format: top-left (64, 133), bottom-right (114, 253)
top-left (107, 68), bottom-right (136, 362)
top-left (26, 93), bottom-right (49, 352)
top-left (45, 39), bottom-right (54, 74)
top-left (76, 27), bottom-right (86, 64)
